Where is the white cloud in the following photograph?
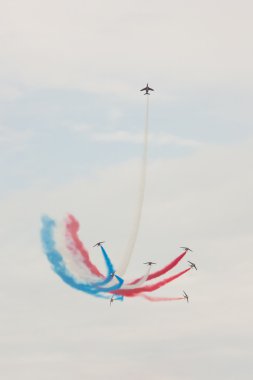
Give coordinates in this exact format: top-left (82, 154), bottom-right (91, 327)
top-left (92, 130), bottom-right (202, 147)
top-left (0, 85), bottom-right (23, 101)
top-left (0, 125), bottom-right (32, 152)
top-left (66, 123), bottom-right (92, 133)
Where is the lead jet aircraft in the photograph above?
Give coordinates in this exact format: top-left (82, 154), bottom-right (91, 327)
top-left (140, 83), bottom-right (154, 95)
top-left (188, 261), bottom-right (197, 270)
top-left (183, 291), bottom-right (189, 302)
top-left (180, 246), bottom-right (193, 252)
top-left (143, 261), bottom-right (156, 266)
top-left (93, 241), bottom-right (105, 247)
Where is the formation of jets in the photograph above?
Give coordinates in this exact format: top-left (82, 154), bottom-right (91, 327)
top-left (107, 244), bottom-right (197, 305)
top-left (109, 87), bottom-right (197, 305)
top-left (101, 85), bottom-right (196, 306)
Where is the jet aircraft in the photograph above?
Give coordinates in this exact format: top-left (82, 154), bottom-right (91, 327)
top-left (180, 246), bottom-right (193, 252)
top-left (183, 291), bottom-right (189, 302)
top-left (143, 261), bottom-right (156, 266)
top-left (188, 261), bottom-right (197, 270)
top-left (110, 296), bottom-right (115, 306)
top-left (140, 83), bottom-right (154, 95)
top-left (93, 241), bottom-right (105, 247)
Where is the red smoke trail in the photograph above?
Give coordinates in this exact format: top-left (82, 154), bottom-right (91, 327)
top-left (129, 250), bottom-right (187, 285)
top-left (113, 268), bottom-right (191, 297)
top-left (139, 294), bottom-right (184, 302)
top-left (66, 214), bottom-right (103, 278)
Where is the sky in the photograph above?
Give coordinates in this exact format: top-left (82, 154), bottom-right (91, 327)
top-left (0, 1), bottom-right (253, 379)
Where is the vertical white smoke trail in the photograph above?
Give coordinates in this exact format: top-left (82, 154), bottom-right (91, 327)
top-left (117, 95), bottom-right (150, 276)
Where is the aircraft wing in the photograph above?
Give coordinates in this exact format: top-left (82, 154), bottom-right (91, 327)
top-left (148, 87), bottom-right (154, 91)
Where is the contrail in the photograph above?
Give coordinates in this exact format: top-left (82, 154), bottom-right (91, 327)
top-left (117, 95), bottom-right (150, 276)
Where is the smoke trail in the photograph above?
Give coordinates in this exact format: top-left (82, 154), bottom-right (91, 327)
top-left (41, 215), bottom-right (192, 302)
top-left (66, 214), bottom-right (103, 278)
top-left (139, 294), bottom-right (184, 302)
top-left (57, 218), bottom-right (97, 284)
top-left (120, 265), bottom-right (151, 290)
top-left (100, 246), bottom-right (114, 276)
top-left (113, 268), bottom-right (191, 296)
top-left (97, 274), bottom-right (124, 292)
top-left (41, 215), bottom-right (100, 295)
top-left (117, 96), bottom-right (150, 276)
top-left (129, 250), bottom-right (187, 285)
top-left (95, 246), bottom-right (124, 290)
top-left (66, 217), bottom-right (119, 287)
top-left (41, 215), bottom-right (123, 297)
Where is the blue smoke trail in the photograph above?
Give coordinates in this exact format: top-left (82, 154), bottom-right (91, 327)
top-left (97, 274), bottom-right (124, 292)
top-left (41, 215), bottom-right (123, 299)
top-left (92, 245), bottom-right (116, 287)
top-left (101, 246), bottom-right (114, 275)
top-left (95, 246), bottom-right (124, 292)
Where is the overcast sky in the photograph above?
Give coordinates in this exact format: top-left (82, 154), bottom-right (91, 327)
top-left (1, 1), bottom-right (253, 379)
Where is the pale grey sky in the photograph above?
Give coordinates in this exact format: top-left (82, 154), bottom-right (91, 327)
top-left (0, 1), bottom-right (253, 379)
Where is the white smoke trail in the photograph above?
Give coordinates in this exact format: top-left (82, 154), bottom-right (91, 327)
top-left (117, 95), bottom-right (150, 276)
top-left (54, 220), bottom-right (97, 284)
top-left (120, 265), bottom-right (151, 289)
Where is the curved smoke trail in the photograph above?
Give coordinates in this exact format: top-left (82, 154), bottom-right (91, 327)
top-left (66, 214), bottom-right (103, 278)
top-left (41, 216), bottom-right (123, 297)
top-left (117, 96), bottom-right (150, 276)
top-left (112, 268), bottom-right (191, 297)
top-left (41, 215), bottom-right (193, 302)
